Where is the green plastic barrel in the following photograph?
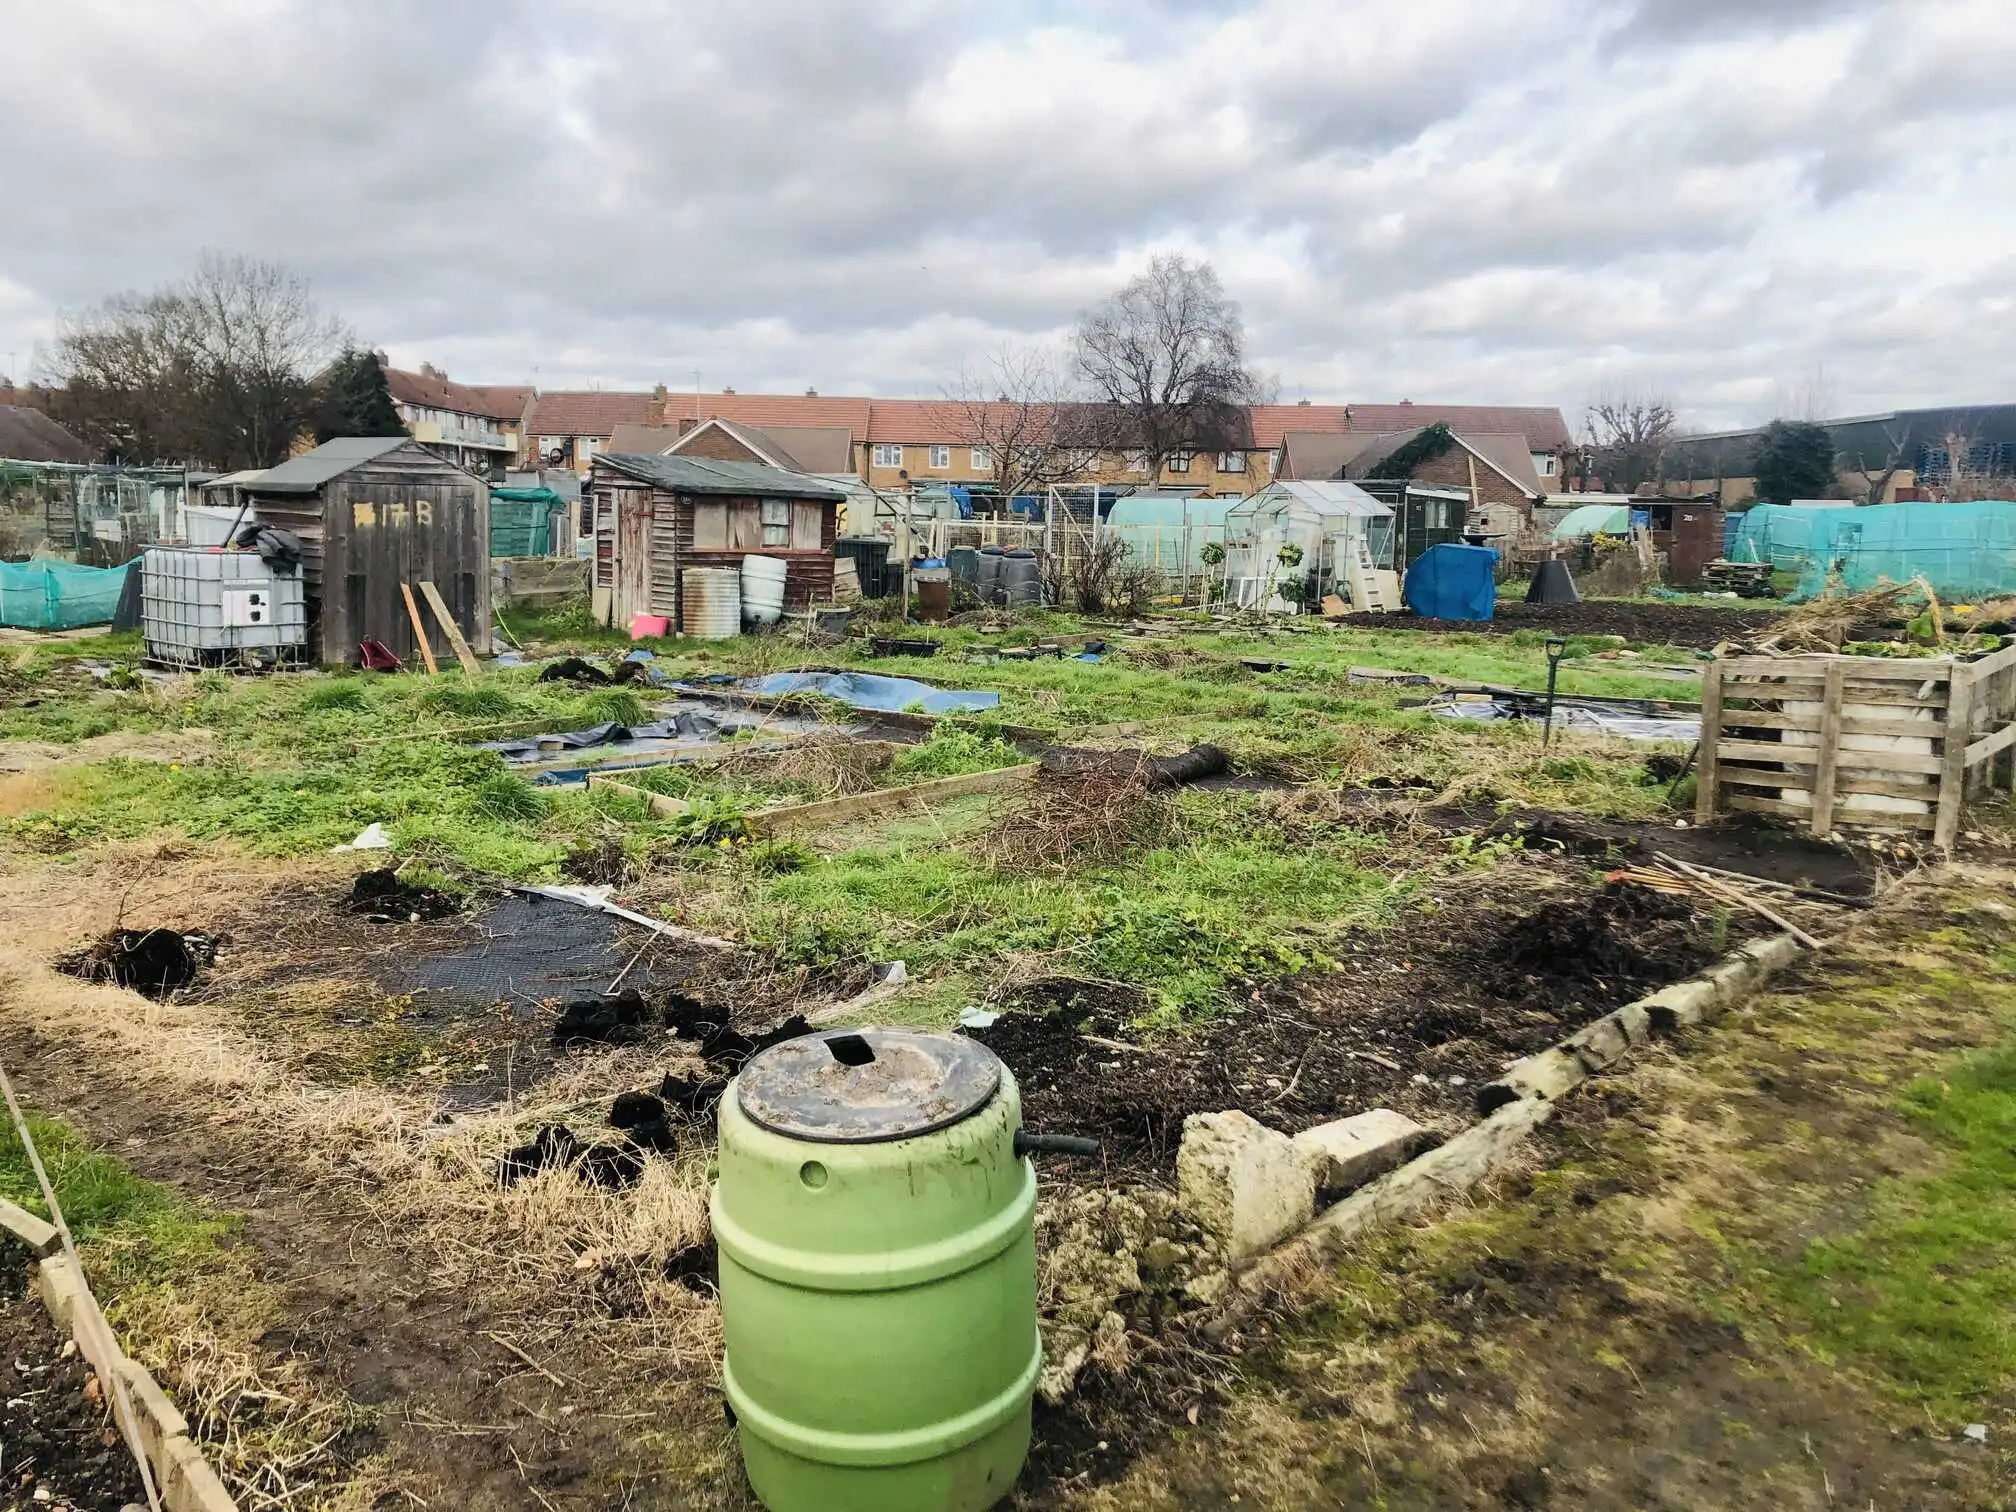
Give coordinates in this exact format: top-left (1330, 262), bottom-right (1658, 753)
top-left (713, 1029), bottom-right (1041, 1512)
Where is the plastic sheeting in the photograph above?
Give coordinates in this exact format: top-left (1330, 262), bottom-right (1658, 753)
top-left (1403, 543), bottom-right (1498, 621)
top-left (0, 559), bottom-right (133, 629)
top-left (742, 670), bottom-right (1002, 714)
top-left (1431, 696), bottom-right (1699, 744)
top-left (1731, 501), bottom-right (2016, 601)
top-left (489, 487), bottom-right (569, 558)
top-left (478, 710), bottom-right (746, 759)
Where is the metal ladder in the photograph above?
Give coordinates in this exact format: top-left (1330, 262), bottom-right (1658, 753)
top-left (1346, 537), bottom-right (1394, 612)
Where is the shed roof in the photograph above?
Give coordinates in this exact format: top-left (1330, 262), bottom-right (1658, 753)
top-left (1229, 479), bottom-right (1392, 520)
top-left (596, 452), bottom-right (848, 501)
top-left (0, 405), bottom-right (93, 463)
top-left (246, 437), bottom-right (419, 493)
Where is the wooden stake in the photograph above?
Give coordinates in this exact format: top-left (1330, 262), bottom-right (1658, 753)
top-left (1694, 660), bottom-right (1725, 824)
top-left (1653, 851), bottom-right (1822, 949)
top-left (400, 583), bottom-right (440, 676)
top-left (1935, 662), bottom-right (1974, 849)
top-left (419, 580), bottom-right (483, 677)
top-left (1810, 660), bottom-right (1846, 838)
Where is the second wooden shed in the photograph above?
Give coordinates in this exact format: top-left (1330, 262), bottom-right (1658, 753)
top-left (587, 453), bottom-right (848, 630)
top-left (242, 437), bottom-right (490, 664)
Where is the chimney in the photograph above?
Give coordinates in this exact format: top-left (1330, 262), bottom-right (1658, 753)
top-left (723, 386), bottom-right (736, 394)
top-left (805, 387), bottom-right (818, 397)
top-left (420, 362), bottom-right (444, 380)
top-left (648, 382), bottom-right (668, 426)
top-left (1296, 398), bottom-right (1310, 406)
top-left (1400, 399), bottom-right (1413, 406)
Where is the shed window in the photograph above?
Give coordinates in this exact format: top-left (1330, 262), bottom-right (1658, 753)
top-left (760, 498), bottom-right (791, 547)
top-left (791, 502), bottom-right (824, 549)
top-left (693, 501), bottom-right (729, 550)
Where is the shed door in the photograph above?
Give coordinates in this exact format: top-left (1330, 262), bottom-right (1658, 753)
top-left (615, 492), bottom-right (653, 625)
top-left (344, 484), bottom-right (481, 663)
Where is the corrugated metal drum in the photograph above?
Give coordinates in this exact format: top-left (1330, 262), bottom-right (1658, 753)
top-left (742, 555), bottom-right (790, 625)
top-left (975, 547), bottom-right (1005, 604)
top-left (714, 1029), bottom-right (1040, 1512)
top-left (1001, 549), bottom-right (1041, 608)
top-left (682, 567), bottom-right (743, 638)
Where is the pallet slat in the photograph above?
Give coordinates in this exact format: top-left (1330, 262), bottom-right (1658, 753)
top-left (1716, 708), bottom-right (1947, 740)
top-left (1724, 792), bottom-right (1937, 830)
top-left (1711, 739), bottom-right (1946, 775)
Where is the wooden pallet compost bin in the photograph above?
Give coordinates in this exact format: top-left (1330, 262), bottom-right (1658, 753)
top-left (1695, 644), bottom-right (2016, 846)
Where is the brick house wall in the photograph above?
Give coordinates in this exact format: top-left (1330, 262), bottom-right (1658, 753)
top-left (1406, 448), bottom-right (1536, 515)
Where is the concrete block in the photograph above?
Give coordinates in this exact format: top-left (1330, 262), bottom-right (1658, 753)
top-left (1565, 1012), bottom-right (1634, 1071)
top-left (1610, 1000), bottom-right (1653, 1046)
top-left (36, 1253), bottom-right (87, 1329)
top-left (1476, 1045), bottom-right (1586, 1115)
top-left (1176, 1110), bottom-right (1318, 1263)
top-left (1642, 980), bottom-right (1717, 1033)
top-left (1291, 1110), bottom-right (1431, 1197)
top-left (159, 1433), bottom-right (240, 1512)
top-left (0, 1196), bottom-right (61, 1257)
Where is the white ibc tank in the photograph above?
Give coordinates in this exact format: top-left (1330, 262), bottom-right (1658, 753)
top-left (740, 554), bottom-right (789, 625)
top-left (683, 567), bottom-right (743, 638)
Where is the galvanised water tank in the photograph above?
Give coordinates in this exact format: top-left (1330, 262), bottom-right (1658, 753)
top-left (714, 1030), bottom-right (1041, 1512)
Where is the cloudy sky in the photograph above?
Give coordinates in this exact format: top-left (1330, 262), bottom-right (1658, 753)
top-left (3, 0), bottom-right (2010, 430)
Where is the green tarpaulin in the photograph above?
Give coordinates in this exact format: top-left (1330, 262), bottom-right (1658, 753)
top-left (489, 487), bottom-right (568, 558)
top-left (0, 560), bottom-right (132, 629)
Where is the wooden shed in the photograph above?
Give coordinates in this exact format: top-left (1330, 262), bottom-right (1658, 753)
top-left (242, 437), bottom-right (490, 665)
top-left (587, 453), bottom-right (847, 630)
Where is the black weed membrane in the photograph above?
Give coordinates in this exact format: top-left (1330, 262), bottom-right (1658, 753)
top-left (56, 928), bottom-right (218, 999)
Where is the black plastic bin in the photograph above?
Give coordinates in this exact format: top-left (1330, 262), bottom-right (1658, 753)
top-left (835, 537), bottom-right (895, 599)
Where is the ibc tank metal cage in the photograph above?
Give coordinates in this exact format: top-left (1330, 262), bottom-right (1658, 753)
top-left (141, 546), bottom-right (309, 672)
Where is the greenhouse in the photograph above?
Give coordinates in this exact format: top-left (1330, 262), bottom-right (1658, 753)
top-left (1223, 480), bottom-right (1393, 610)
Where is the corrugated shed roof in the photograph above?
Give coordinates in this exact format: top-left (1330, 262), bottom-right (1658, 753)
top-left (246, 436), bottom-right (413, 493)
top-left (0, 405), bottom-right (93, 463)
top-left (385, 368), bottom-right (532, 422)
top-left (526, 391), bottom-right (657, 437)
top-left (596, 452), bottom-right (848, 501)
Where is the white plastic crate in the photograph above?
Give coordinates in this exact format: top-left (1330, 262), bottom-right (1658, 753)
top-left (142, 547), bottom-right (307, 669)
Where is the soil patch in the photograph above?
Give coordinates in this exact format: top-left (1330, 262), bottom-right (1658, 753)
top-left (55, 926), bottom-right (218, 999)
top-left (970, 876), bottom-right (1749, 1176)
top-left (1337, 599), bottom-right (1780, 649)
top-left (0, 1244), bottom-right (145, 1510)
top-left (344, 868), bottom-right (463, 922)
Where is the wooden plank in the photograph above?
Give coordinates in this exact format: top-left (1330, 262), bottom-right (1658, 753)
top-left (1714, 655), bottom-right (1958, 684)
top-left (744, 762), bottom-right (1040, 834)
top-left (585, 776), bottom-right (692, 819)
top-left (399, 583), bottom-right (439, 676)
top-left (1716, 707), bottom-right (1947, 740)
top-left (1963, 720), bottom-right (2016, 769)
top-left (1936, 665), bottom-right (1976, 848)
top-left (418, 580), bottom-right (482, 676)
top-left (1718, 766), bottom-right (1938, 802)
top-left (1712, 739), bottom-right (1945, 775)
top-left (1653, 851), bottom-right (1821, 949)
top-left (1810, 661), bottom-right (1846, 837)
top-left (1695, 659), bottom-right (1723, 823)
top-left (1722, 680), bottom-right (1948, 709)
top-left (1725, 791), bottom-right (1937, 830)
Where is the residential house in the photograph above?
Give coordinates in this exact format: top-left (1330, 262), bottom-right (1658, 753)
top-left (385, 364), bottom-right (533, 478)
top-left (525, 389), bottom-right (663, 473)
top-left (0, 404), bottom-right (93, 464)
top-left (1279, 424), bottom-right (1552, 544)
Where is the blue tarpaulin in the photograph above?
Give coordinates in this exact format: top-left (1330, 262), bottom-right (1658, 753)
top-left (742, 670), bottom-right (1001, 714)
top-left (1403, 543), bottom-right (1498, 621)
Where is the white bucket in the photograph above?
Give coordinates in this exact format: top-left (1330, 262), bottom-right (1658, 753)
top-left (681, 567), bottom-right (742, 638)
top-left (740, 554), bottom-right (789, 625)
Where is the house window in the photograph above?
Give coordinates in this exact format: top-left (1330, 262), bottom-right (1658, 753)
top-left (1268, 450), bottom-right (1280, 473)
top-left (1535, 453), bottom-right (1557, 477)
top-left (539, 437), bottom-right (567, 463)
top-left (971, 448), bottom-right (991, 471)
top-left (1167, 452), bottom-right (1192, 474)
top-left (578, 437), bottom-right (599, 464)
top-left (871, 443), bottom-right (903, 469)
top-left (760, 498), bottom-right (790, 547)
top-left (1128, 453), bottom-right (1148, 473)
top-left (929, 445), bottom-right (951, 469)
top-left (1216, 452), bottom-right (1246, 473)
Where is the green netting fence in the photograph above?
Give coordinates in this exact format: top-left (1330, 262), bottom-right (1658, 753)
top-left (489, 487), bottom-right (568, 558)
top-left (1730, 501), bottom-right (2016, 602)
top-left (0, 560), bottom-right (133, 630)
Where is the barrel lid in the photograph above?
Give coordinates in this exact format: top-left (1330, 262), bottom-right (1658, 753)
top-left (736, 1030), bottom-right (1003, 1144)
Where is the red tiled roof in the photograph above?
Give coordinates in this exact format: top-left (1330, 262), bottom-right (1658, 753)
top-left (385, 367), bottom-right (532, 422)
top-left (526, 390), bottom-right (657, 437)
top-left (663, 392), bottom-right (874, 436)
top-left (0, 404), bottom-right (93, 463)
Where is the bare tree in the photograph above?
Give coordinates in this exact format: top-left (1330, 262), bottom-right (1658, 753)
top-left (1839, 417), bottom-right (1914, 504)
top-left (50, 253), bottom-right (346, 469)
top-left (933, 344), bottom-right (1099, 503)
top-left (1583, 388), bottom-right (1678, 494)
top-left (1073, 254), bottom-right (1261, 475)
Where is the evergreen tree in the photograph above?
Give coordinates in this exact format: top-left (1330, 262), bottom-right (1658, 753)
top-left (316, 347), bottom-right (407, 443)
top-left (1751, 419), bottom-right (1838, 504)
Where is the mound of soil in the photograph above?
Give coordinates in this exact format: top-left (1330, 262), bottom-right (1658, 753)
top-left (0, 1247), bottom-right (144, 1509)
top-left (55, 927), bottom-right (217, 999)
top-left (970, 881), bottom-right (1749, 1176)
top-left (1337, 599), bottom-right (1780, 650)
top-left (346, 869), bottom-right (462, 923)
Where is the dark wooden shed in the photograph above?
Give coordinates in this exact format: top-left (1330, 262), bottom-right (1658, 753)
top-left (242, 437), bottom-right (490, 664)
top-left (1644, 498), bottom-right (1726, 587)
top-left (587, 453), bottom-right (847, 630)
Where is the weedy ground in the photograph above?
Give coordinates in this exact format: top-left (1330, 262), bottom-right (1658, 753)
top-left (23, 596), bottom-right (2006, 1509)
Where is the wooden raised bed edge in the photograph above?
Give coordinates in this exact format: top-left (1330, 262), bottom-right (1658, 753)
top-left (0, 1206), bottom-right (239, 1512)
